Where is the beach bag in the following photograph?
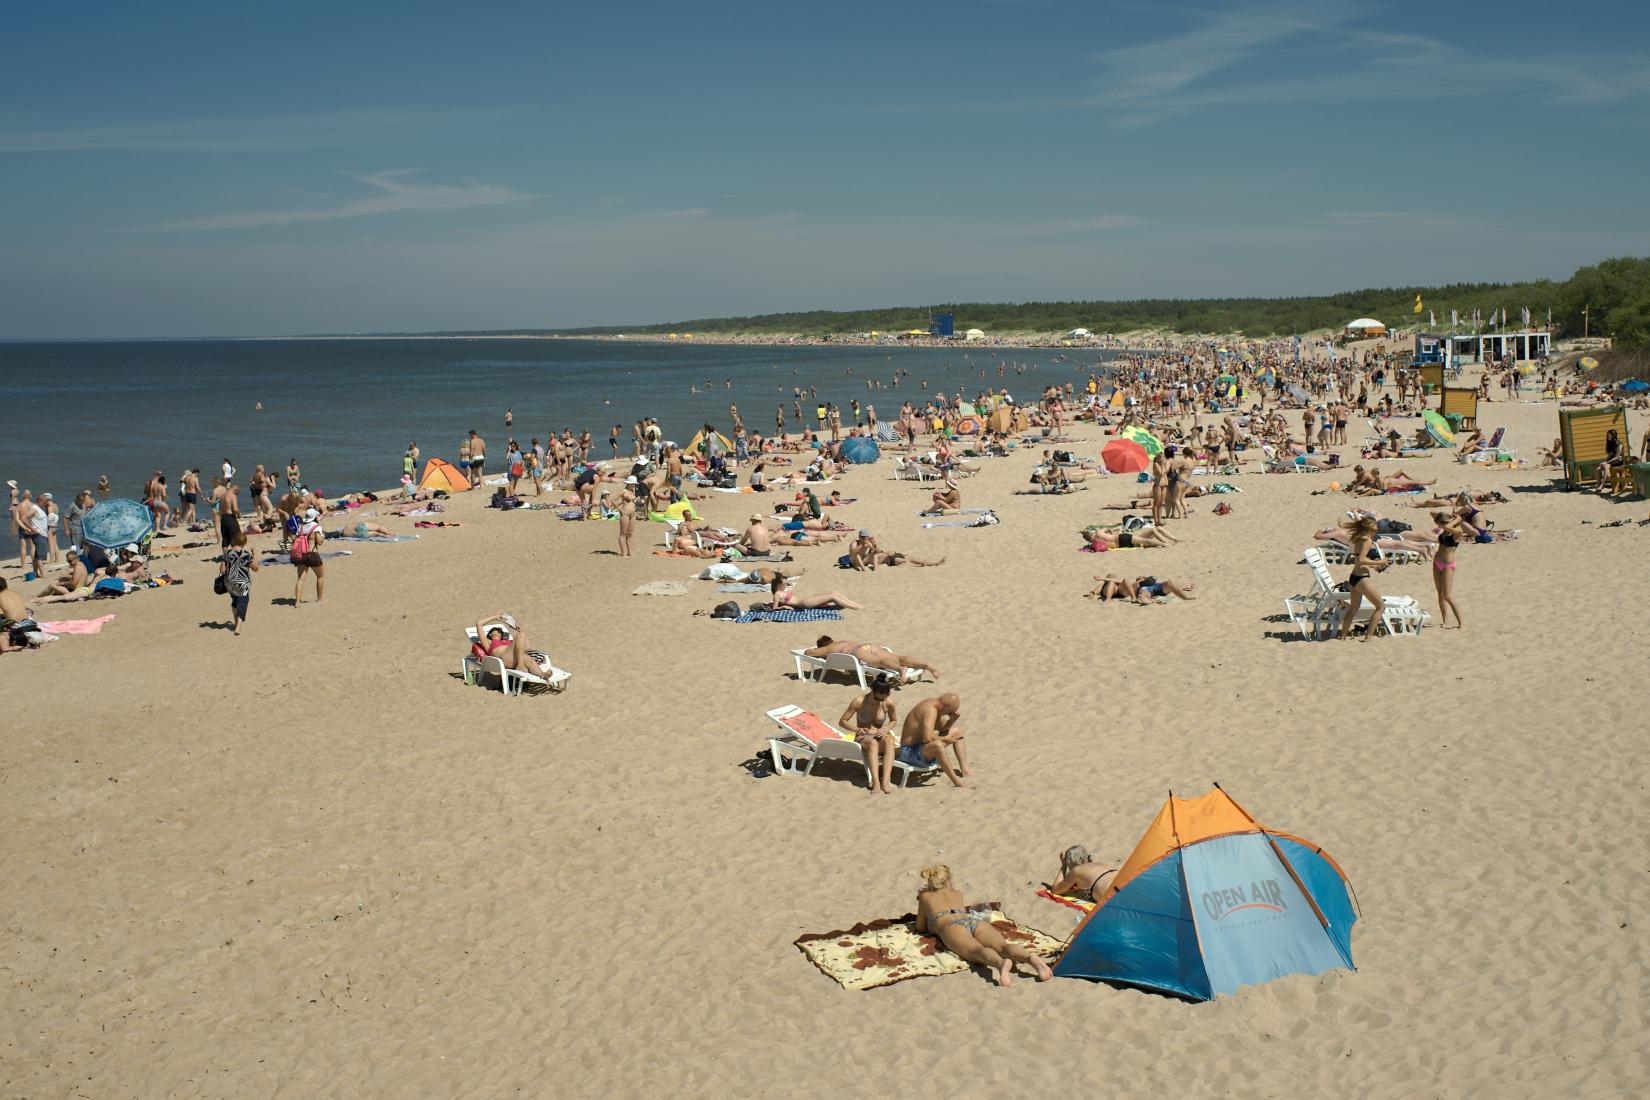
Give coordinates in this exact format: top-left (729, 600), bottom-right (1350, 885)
top-left (711, 601), bottom-right (741, 620)
top-left (1214, 502), bottom-right (1233, 516)
top-left (213, 574), bottom-right (228, 595)
top-left (289, 526), bottom-right (312, 561)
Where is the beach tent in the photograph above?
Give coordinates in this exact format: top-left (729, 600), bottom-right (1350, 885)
top-left (1343, 318), bottom-right (1387, 336)
top-left (419, 457), bottom-right (472, 493)
top-left (964, 328), bottom-right (986, 340)
top-left (688, 429), bottom-right (734, 456)
top-left (1108, 387), bottom-right (1126, 408)
top-left (1055, 788), bottom-right (1357, 1001)
top-left (838, 436), bottom-right (881, 464)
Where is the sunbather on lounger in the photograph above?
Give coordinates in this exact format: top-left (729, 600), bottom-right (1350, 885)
top-left (471, 612), bottom-right (548, 678)
top-left (806, 637), bottom-right (939, 680)
top-left (1313, 527), bottom-right (1435, 559)
top-left (916, 864), bottom-right (1051, 988)
top-left (1048, 845), bottom-right (1118, 903)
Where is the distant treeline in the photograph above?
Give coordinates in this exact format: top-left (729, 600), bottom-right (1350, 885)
top-left (382, 257), bottom-right (1650, 348)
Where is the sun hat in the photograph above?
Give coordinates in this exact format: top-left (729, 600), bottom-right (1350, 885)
top-left (750, 513), bottom-right (764, 522)
top-left (303, 508), bottom-right (319, 520)
top-left (858, 529), bottom-right (871, 538)
top-left (625, 475), bottom-right (639, 484)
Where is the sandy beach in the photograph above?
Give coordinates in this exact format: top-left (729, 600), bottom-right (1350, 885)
top-left (4, 373), bottom-right (1648, 1098)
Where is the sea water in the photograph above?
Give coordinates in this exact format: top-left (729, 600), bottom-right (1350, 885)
top-left (0, 338), bottom-right (1121, 502)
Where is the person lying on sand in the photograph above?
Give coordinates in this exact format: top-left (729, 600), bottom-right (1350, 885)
top-left (0, 576), bottom-right (41, 651)
top-left (806, 636), bottom-right (939, 681)
top-left (1084, 574), bottom-right (1134, 600)
top-left (1129, 576), bottom-right (1196, 604)
top-left (898, 694), bottom-right (971, 788)
top-left (915, 864), bottom-right (1051, 988)
top-left (846, 532), bottom-right (943, 570)
top-left (1079, 525), bottom-right (1178, 550)
top-left (469, 612), bottom-right (549, 679)
top-left (1048, 845), bottom-right (1118, 903)
top-left (329, 521), bottom-right (396, 539)
top-left (1410, 490), bottom-right (1506, 508)
top-left (767, 575), bottom-right (861, 610)
top-left (838, 676), bottom-right (899, 794)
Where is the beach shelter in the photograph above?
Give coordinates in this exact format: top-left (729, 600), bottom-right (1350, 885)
top-left (419, 457), bottom-right (471, 493)
top-left (1422, 410), bottom-right (1457, 445)
top-left (1055, 788), bottom-right (1358, 1001)
top-left (964, 328), bottom-right (985, 341)
top-left (1559, 405), bottom-right (1630, 488)
top-left (1120, 425), bottom-right (1163, 457)
top-left (873, 422), bottom-right (901, 443)
top-left (838, 436), bottom-right (881, 464)
top-left (1343, 318), bottom-right (1387, 337)
top-left (80, 498), bottom-right (155, 553)
top-left (953, 415), bottom-right (984, 436)
top-left (1102, 439), bottom-right (1150, 473)
top-left (688, 428), bottom-right (734, 456)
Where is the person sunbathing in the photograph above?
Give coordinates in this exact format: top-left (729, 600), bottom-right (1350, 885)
top-left (670, 530), bottom-right (720, 558)
top-left (768, 576), bottom-right (862, 610)
top-left (329, 521), bottom-right (396, 539)
top-left (1313, 526), bottom-right (1434, 560)
top-left (1048, 845), bottom-right (1118, 903)
top-left (1079, 525), bottom-right (1177, 550)
top-left (37, 550), bottom-right (89, 597)
top-left (898, 694), bottom-right (971, 788)
top-left (1536, 438), bottom-right (1563, 469)
top-left (805, 637), bottom-right (939, 680)
top-left (1130, 575), bottom-right (1196, 604)
top-left (846, 532), bottom-right (942, 570)
top-left (928, 477), bottom-right (962, 512)
top-left (469, 613), bottom-right (549, 678)
top-left (1, 577), bottom-right (41, 652)
top-left (915, 864), bottom-right (1051, 988)
top-left (1084, 574), bottom-right (1134, 600)
top-left (1410, 490), bottom-right (1505, 508)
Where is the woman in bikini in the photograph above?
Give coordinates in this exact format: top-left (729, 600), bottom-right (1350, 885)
top-left (768, 575), bottom-right (863, 611)
top-left (1048, 845), bottom-right (1118, 903)
top-left (1334, 514), bottom-right (1392, 642)
top-left (1429, 511), bottom-right (1470, 629)
top-left (470, 612), bottom-right (549, 678)
top-left (1079, 524), bottom-right (1179, 550)
top-left (914, 864), bottom-right (1051, 989)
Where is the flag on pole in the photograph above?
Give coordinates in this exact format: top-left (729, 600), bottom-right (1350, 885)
top-left (1429, 310), bottom-right (1436, 326)
top-left (1451, 309), bottom-right (1459, 328)
top-left (1547, 306), bottom-right (1552, 326)
top-left (1522, 306), bottom-right (1531, 327)
top-left (1413, 293), bottom-right (1424, 315)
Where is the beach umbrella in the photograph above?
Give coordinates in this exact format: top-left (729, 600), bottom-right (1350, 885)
top-left (1422, 410), bottom-right (1457, 444)
top-left (1101, 439), bottom-right (1150, 473)
top-left (953, 415), bottom-right (983, 435)
top-left (838, 437), bottom-right (881, 464)
top-left (1120, 425), bottom-right (1164, 457)
top-left (80, 498), bottom-right (154, 552)
top-left (1621, 380), bottom-right (1649, 393)
top-left (1580, 356), bottom-right (1599, 370)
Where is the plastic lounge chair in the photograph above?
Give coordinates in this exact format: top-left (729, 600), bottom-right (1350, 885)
top-left (1297, 549), bottom-right (1428, 638)
top-left (764, 704), bottom-right (937, 788)
top-left (788, 645), bottom-right (931, 688)
top-left (462, 624), bottom-right (572, 694)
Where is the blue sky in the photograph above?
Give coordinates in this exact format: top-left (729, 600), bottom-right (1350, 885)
top-left (2, 0), bottom-right (1647, 337)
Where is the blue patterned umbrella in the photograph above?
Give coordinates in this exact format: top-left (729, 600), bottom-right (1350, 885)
top-left (80, 498), bottom-right (155, 552)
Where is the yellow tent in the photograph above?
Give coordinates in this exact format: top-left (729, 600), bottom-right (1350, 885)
top-left (1108, 387), bottom-right (1126, 408)
top-left (687, 428), bottom-right (734, 455)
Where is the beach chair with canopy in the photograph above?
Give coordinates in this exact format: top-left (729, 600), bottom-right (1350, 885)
top-left (764, 704), bottom-right (937, 788)
top-left (1440, 386), bottom-right (1479, 431)
top-left (462, 623), bottom-right (572, 695)
top-left (1559, 406), bottom-right (1629, 488)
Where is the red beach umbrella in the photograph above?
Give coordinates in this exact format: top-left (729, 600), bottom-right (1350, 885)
top-left (1101, 439), bottom-right (1150, 474)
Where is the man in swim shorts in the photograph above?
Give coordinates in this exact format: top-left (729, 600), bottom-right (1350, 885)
top-left (467, 429), bottom-right (486, 487)
top-left (898, 693), bottom-right (973, 789)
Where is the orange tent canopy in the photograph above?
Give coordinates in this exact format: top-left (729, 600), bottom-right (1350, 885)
top-left (419, 457), bottom-right (471, 493)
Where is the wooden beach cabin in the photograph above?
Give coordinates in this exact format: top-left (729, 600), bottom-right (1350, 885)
top-left (1559, 405), bottom-right (1630, 488)
top-left (1440, 386), bottom-right (1479, 431)
top-left (1416, 363), bottom-right (1445, 394)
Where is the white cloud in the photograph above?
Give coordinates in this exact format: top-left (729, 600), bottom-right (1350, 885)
top-left (0, 108), bottom-right (495, 153)
top-left (130, 170), bottom-right (534, 232)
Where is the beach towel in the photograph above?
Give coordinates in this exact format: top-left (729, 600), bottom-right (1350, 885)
top-left (632, 580), bottom-right (691, 597)
top-left (1036, 889), bottom-right (1097, 915)
top-left (794, 906), bottom-right (1063, 991)
top-left (35, 614), bottom-right (115, 635)
top-left (332, 534), bottom-right (419, 543)
top-left (917, 507), bottom-right (992, 516)
top-left (412, 520), bottom-right (460, 528)
top-left (921, 512), bottom-right (998, 529)
top-left (732, 608), bottom-right (842, 624)
top-left (715, 583), bottom-right (770, 593)
top-left (260, 550), bottom-right (354, 565)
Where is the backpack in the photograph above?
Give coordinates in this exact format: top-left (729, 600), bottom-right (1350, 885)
top-left (289, 525), bottom-right (312, 560)
top-left (711, 601), bottom-right (741, 619)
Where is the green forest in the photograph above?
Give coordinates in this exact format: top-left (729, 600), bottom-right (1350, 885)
top-left (556, 257), bottom-right (1650, 346)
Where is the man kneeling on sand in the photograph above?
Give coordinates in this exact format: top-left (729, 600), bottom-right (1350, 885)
top-left (899, 693), bottom-right (972, 789)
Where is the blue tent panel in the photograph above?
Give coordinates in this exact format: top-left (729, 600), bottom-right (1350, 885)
top-left (838, 437), bottom-right (881, 464)
top-left (1053, 852), bottom-right (1212, 1001)
top-left (1271, 837), bottom-right (1358, 966)
top-left (1180, 833), bottom-right (1350, 998)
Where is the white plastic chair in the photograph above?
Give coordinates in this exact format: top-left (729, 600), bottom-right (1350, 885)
top-left (788, 646), bottom-right (931, 688)
top-left (764, 705), bottom-right (937, 788)
top-left (463, 624), bottom-right (572, 694)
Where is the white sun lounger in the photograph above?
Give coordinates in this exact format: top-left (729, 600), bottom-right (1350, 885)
top-left (764, 704), bottom-right (937, 788)
top-left (789, 645), bottom-right (932, 689)
top-left (462, 624), bottom-right (572, 694)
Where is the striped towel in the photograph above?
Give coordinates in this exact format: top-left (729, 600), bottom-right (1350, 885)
top-left (732, 608), bottom-right (843, 624)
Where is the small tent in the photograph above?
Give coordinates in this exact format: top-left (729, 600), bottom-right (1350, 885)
top-left (688, 428), bottom-right (734, 457)
top-left (1054, 788), bottom-right (1357, 1001)
top-left (419, 457), bottom-right (471, 493)
top-left (964, 328), bottom-right (986, 341)
top-left (1343, 318), bottom-right (1387, 337)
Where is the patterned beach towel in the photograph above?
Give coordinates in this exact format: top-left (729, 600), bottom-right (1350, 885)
top-left (732, 608), bottom-right (843, 624)
top-left (1035, 889), bottom-right (1096, 915)
top-left (795, 906), bottom-right (1064, 991)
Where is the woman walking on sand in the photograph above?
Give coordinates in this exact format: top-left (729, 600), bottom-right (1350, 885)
top-left (1429, 511), bottom-right (1470, 629)
top-left (219, 530), bottom-right (259, 634)
top-left (290, 507), bottom-right (326, 605)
